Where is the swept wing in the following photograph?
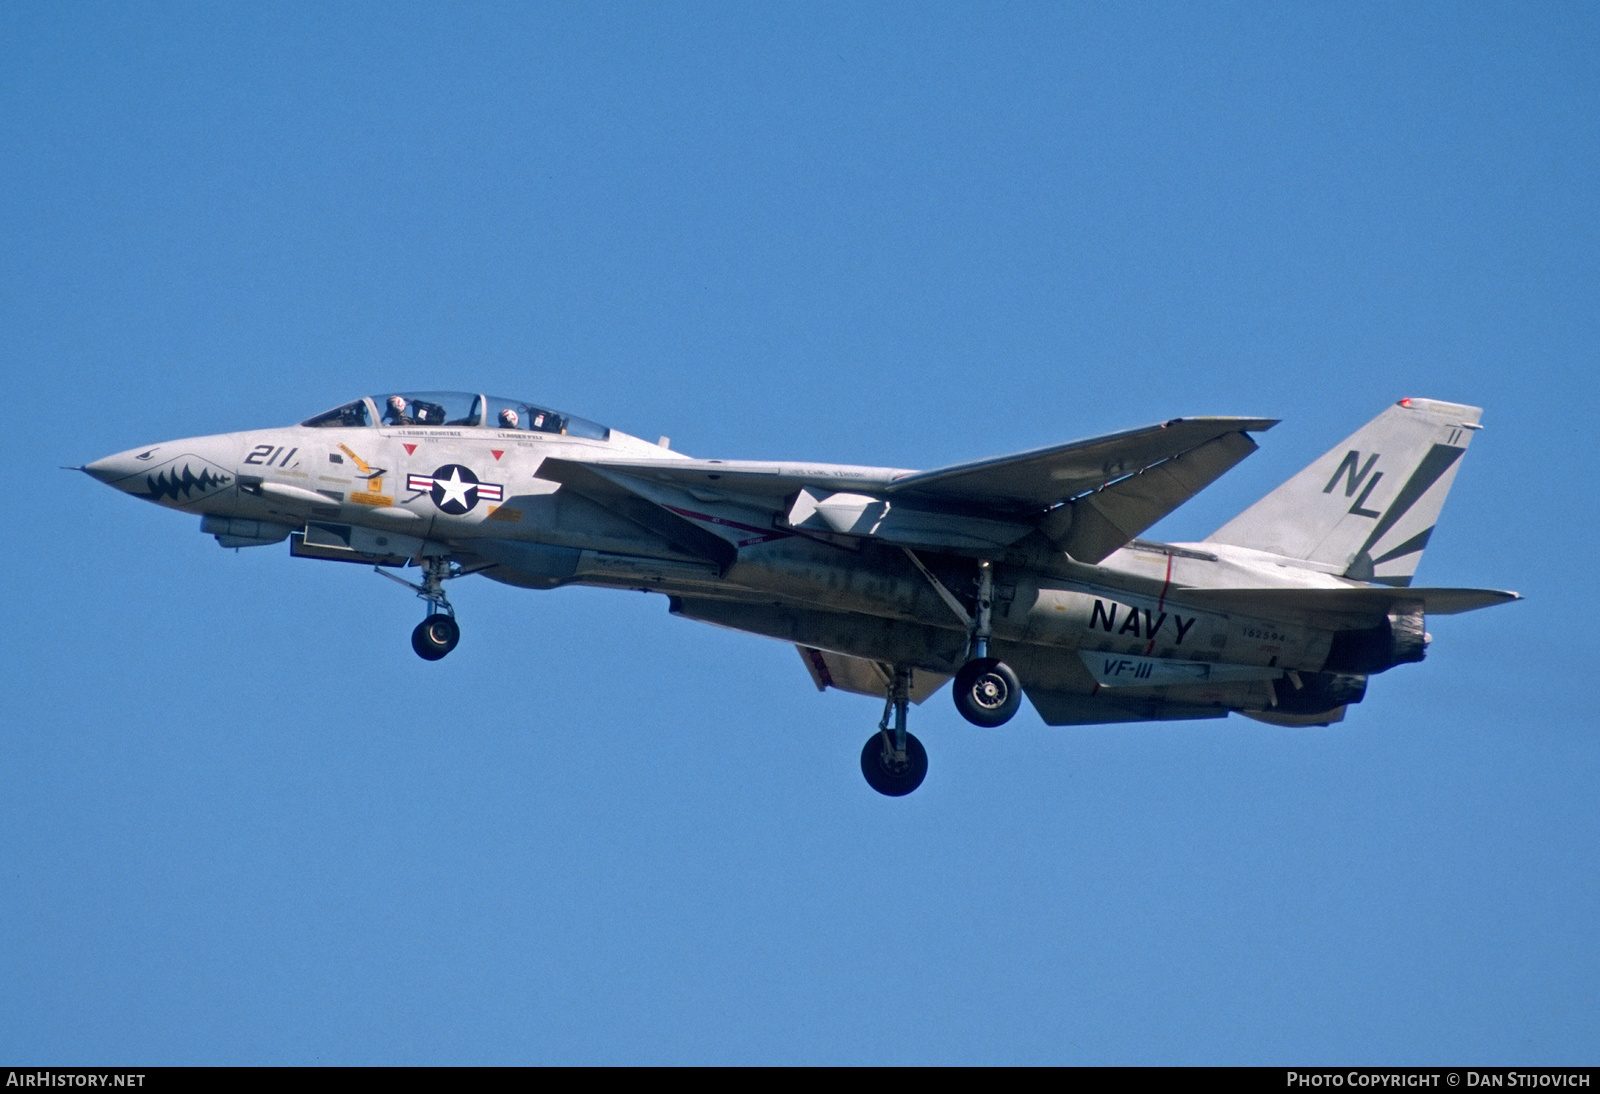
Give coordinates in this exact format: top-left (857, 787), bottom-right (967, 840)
top-left (536, 415), bottom-right (1277, 563)
top-left (886, 416), bottom-right (1277, 512)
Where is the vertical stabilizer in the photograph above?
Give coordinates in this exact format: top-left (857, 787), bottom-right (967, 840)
top-left (1205, 398), bottom-right (1482, 586)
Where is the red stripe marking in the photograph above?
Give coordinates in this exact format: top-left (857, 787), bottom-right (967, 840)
top-left (805, 647), bottom-right (834, 690)
top-left (1144, 551), bottom-right (1175, 656)
top-left (661, 504), bottom-right (792, 546)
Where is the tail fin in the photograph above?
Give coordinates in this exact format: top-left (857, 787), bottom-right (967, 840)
top-left (1205, 398), bottom-right (1482, 586)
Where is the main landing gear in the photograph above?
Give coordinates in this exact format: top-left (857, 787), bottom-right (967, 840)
top-left (952, 559), bottom-right (1021, 728)
top-left (859, 559), bottom-right (1025, 796)
top-left (375, 556), bottom-right (463, 661)
top-left (861, 666), bottom-right (928, 797)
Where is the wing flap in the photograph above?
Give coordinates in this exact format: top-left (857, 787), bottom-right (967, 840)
top-left (1037, 431), bottom-right (1260, 563)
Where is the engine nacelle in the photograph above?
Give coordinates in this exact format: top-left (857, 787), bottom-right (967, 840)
top-left (1323, 609), bottom-right (1428, 674)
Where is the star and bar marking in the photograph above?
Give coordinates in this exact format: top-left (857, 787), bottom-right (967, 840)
top-left (406, 464), bottom-right (504, 515)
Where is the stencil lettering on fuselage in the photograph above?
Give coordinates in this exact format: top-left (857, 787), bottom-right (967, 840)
top-left (1089, 599), bottom-right (1196, 644)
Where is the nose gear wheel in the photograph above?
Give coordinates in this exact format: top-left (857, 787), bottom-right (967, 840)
top-left (412, 613), bottom-right (460, 660)
top-left (860, 730), bottom-right (928, 797)
top-left (859, 665), bottom-right (928, 796)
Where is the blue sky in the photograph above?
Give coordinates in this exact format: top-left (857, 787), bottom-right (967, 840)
top-left (2, 2), bottom-right (1595, 1064)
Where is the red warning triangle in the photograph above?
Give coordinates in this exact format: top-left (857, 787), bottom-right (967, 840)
top-left (402, 443), bottom-right (416, 455)
top-left (491, 450), bottom-right (504, 461)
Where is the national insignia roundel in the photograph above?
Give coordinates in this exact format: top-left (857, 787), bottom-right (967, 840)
top-left (405, 464), bottom-right (505, 515)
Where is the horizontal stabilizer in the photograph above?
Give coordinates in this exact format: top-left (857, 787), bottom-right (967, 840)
top-left (1171, 585), bottom-right (1520, 627)
top-left (797, 646), bottom-right (948, 704)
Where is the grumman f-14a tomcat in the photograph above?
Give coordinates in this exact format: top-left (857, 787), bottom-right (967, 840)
top-left (82, 391), bottom-right (1517, 796)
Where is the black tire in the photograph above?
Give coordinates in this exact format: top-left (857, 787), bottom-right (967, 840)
top-left (412, 613), bottom-right (460, 660)
top-left (860, 731), bottom-right (928, 797)
top-left (952, 657), bottom-right (1022, 727)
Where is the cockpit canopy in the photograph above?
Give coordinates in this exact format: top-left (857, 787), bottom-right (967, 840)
top-left (301, 392), bottom-right (610, 440)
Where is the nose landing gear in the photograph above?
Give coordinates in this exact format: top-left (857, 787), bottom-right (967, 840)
top-left (375, 556), bottom-right (464, 661)
top-left (412, 613), bottom-right (460, 661)
top-left (860, 666), bottom-right (928, 797)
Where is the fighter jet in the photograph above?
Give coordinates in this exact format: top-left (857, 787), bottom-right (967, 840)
top-left (82, 392), bottom-right (1517, 796)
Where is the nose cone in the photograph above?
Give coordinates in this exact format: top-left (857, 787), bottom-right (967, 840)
top-left (84, 440), bottom-right (236, 507)
top-left (84, 446), bottom-right (161, 489)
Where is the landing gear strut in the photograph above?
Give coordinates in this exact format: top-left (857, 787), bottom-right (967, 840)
top-left (375, 556), bottom-right (463, 661)
top-left (861, 666), bottom-right (928, 797)
top-left (952, 559), bottom-right (1022, 727)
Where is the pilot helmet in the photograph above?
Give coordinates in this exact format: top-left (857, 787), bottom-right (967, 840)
top-left (499, 408), bottom-right (519, 427)
top-left (387, 395), bottom-right (406, 412)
